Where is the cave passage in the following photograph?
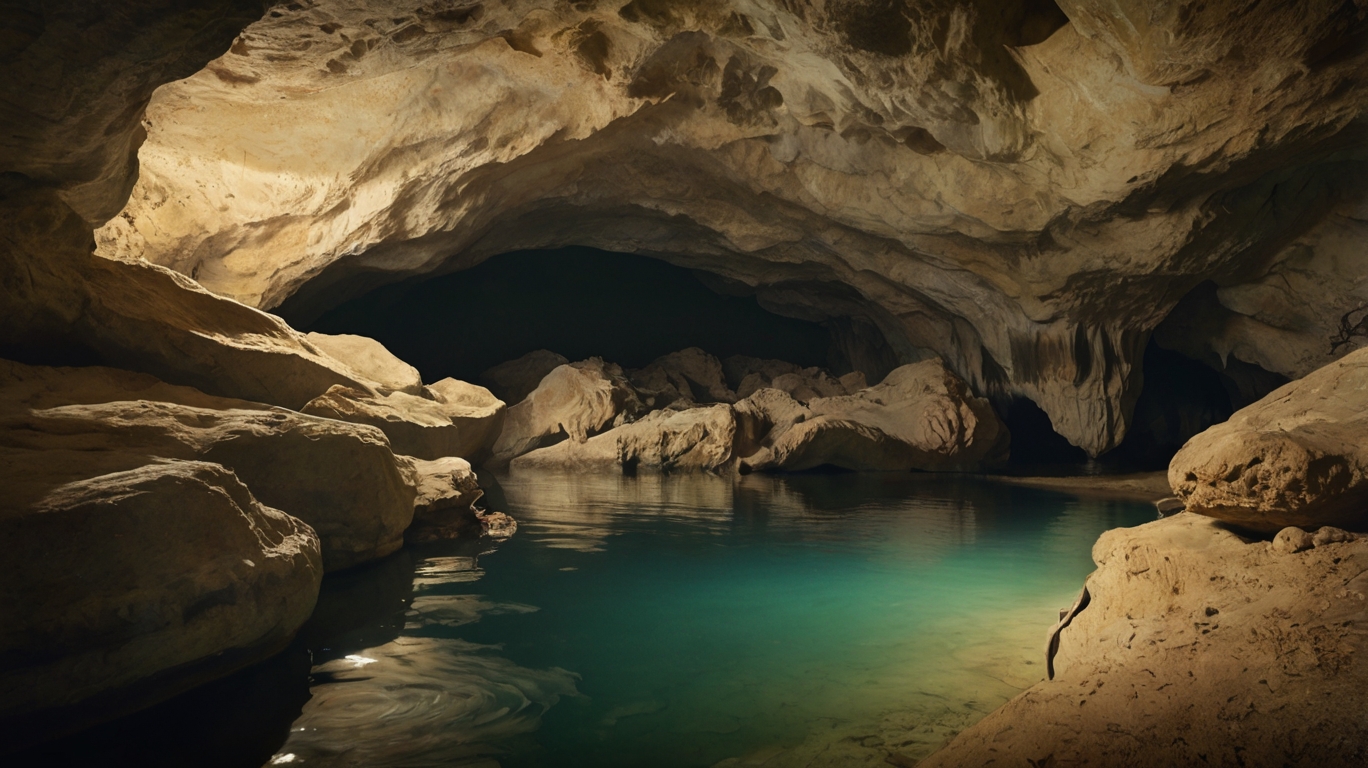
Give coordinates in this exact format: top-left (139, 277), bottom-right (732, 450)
top-left (297, 247), bottom-right (836, 383)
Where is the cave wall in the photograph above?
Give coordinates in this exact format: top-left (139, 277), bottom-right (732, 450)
top-left (91, 0), bottom-right (1368, 456)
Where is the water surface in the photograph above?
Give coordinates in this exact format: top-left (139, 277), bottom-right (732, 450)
top-left (269, 472), bottom-right (1152, 768)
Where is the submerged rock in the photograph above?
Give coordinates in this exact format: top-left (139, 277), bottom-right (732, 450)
top-left (920, 512), bottom-right (1368, 767)
top-left (479, 350), bottom-right (569, 406)
top-left (1170, 347), bottom-right (1368, 533)
top-left (0, 460), bottom-right (321, 730)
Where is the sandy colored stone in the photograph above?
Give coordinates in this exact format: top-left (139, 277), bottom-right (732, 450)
top-left (479, 350), bottom-right (568, 405)
top-left (490, 358), bottom-right (644, 466)
top-left (511, 404), bottom-right (739, 474)
top-left (306, 332), bottom-right (424, 395)
top-left (920, 512), bottom-right (1368, 767)
top-left (302, 378), bottom-right (504, 464)
top-left (0, 460), bottom-right (321, 722)
top-left (1, 360), bottom-right (415, 571)
top-left (404, 456), bottom-right (485, 542)
top-left (92, 0), bottom-right (1368, 455)
top-left (629, 348), bottom-right (737, 406)
top-left (742, 360), bottom-right (1008, 472)
top-left (1170, 346), bottom-right (1368, 533)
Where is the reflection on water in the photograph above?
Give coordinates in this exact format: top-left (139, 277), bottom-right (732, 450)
top-left (12, 472), bottom-right (1151, 767)
top-left (267, 472), bottom-right (1151, 768)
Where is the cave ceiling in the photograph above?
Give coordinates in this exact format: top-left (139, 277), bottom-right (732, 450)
top-left (80, 0), bottom-right (1368, 455)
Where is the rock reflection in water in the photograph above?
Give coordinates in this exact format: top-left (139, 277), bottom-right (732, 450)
top-left (271, 636), bottom-right (577, 768)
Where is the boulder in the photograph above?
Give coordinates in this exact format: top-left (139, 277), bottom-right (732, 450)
top-left (740, 360), bottom-right (1008, 472)
top-left (490, 358), bottom-right (643, 467)
top-left (628, 348), bottom-right (736, 406)
top-left (479, 350), bottom-right (568, 405)
top-left (0, 459), bottom-right (321, 732)
top-left (919, 512), bottom-right (1368, 767)
top-left (301, 378), bottom-right (505, 464)
top-left (404, 456), bottom-right (484, 543)
top-left (1169, 347), bottom-right (1368, 533)
top-left (510, 404), bottom-right (738, 474)
top-left (305, 332), bottom-right (424, 395)
top-left (1, 361), bottom-right (416, 571)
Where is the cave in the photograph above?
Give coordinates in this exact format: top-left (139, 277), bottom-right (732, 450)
top-left (4, 1), bottom-right (1368, 767)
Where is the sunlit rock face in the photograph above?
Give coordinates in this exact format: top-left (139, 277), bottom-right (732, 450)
top-left (96, 0), bottom-right (1368, 455)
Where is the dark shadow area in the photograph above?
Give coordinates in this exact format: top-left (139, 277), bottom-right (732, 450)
top-left (291, 247), bottom-right (835, 384)
top-left (1102, 340), bottom-right (1234, 470)
top-left (998, 338), bottom-right (1237, 474)
top-left (6, 548), bottom-right (439, 768)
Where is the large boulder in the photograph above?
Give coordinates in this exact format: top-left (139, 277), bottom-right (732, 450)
top-left (479, 350), bottom-right (568, 406)
top-left (1, 361), bottom-right (416, 570)
top-left (404, 456), bottom-right (485, 542)
top-left (511, 404), bottom-right (739, 474)
top-left (490, 358), bottom-right (644, 467)
top-left (740, 360), bottom-right (1008, 473)
top-left (1170, 347), bottom-right (1368, 533)
top-left (305, 332), bottom-right (424, 396)
top-left (0, 459), bottom-right (321, 738)
top-left (628, 348), bottom-right (736, 406)
top-left (301, 378), bottom-right (505, 464)
top-left (919, 512), bottom-right (1368, 767)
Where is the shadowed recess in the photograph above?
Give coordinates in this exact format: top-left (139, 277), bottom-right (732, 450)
top-left (296, 247), bottom-right (836, 383)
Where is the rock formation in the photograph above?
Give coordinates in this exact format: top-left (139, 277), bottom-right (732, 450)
top-left (491, 357), bottom-right (645, 466)
top-left (1170, 346), bottom-right (1368, 533)
top-left (92, 0), bottom-right (1368, 456)
top-left (479, 349), bottom-right (569, 405)
top-left (509, 357), bottom-right (1006, 473)
top-left (405, 456), bottom-right (486, 542)
top-left (0, 460), bottom-right (322, 738)
top-left (919, 512), bottom-right (1368, 767)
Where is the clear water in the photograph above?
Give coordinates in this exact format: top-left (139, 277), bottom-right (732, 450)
top-left (268, 472), bottom-right (1153, 768)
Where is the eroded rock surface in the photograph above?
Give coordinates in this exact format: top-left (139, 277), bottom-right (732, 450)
top-left (628, 348), bottom-right (737, 406)
top-left (1170, 346), bottom-right (1368, 533)
top-left (491, 357), bottom-right (644, 466)
top-left (920, 512), bottom-right (1368, 767)
top-left (305, 332), bottom-right (424, 395)
top-left (302, 378), bottom-right (505, 464)
top-left (744, 360), bottom-right (1008, 472)
top-left (0, 460), bottom-right (321, 730)
top-left (94, 0), bottom-right (1368, 455)
top-left (479, 349), bottom-right (568, 406)
top-left (405, 456), bottom-right (485, 542)
top-left (0, 360), bottom-right (417, 571)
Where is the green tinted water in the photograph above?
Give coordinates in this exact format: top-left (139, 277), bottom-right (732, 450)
top-left (269, 472), bottom-right (1152, 768)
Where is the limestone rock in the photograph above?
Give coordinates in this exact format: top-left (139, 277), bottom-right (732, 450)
top-left (490, 358), bottom-right (644, 466)
top-left (628, 348), bottom-right (736, 406)
top-left (511, 404), bottom-right (738, 474)
top-left (920, 512), bottom-right (1368, 767)
top-left (1170, 347), bottom-right (1368, 533)
top-left (741, 360), bottom-right (1008, 473)
top-left (306, 332), bottom-right (424, 395)
top-left (479, 350), bottom-right (568, 405)
top-left (1271, 526), bottom-right (1314, 554)
top-left (404, 456), bottom-right (484, 543)
top-left (91, 0), bottom-right (1368, 456)
top-left (478, 511), bottom-right (518, 539)
top-left (301, 379), bottom-right (505, 464)
top-left (1, 360), bottom-right (415, 571)
top-left (0, 460), bottom-right (321, 726)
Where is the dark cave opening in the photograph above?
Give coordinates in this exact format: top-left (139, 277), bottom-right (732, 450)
top-left (1000, 338), bottom-right (1239, 473)
top-left (294, 247), bottom-right (845, 385)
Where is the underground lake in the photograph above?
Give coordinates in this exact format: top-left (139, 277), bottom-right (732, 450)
top-left (25, 472), bottom-right (1153, 767)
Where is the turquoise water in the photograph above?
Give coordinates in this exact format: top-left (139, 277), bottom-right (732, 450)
top-left (269, 472), bottom-right (1152, 768)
